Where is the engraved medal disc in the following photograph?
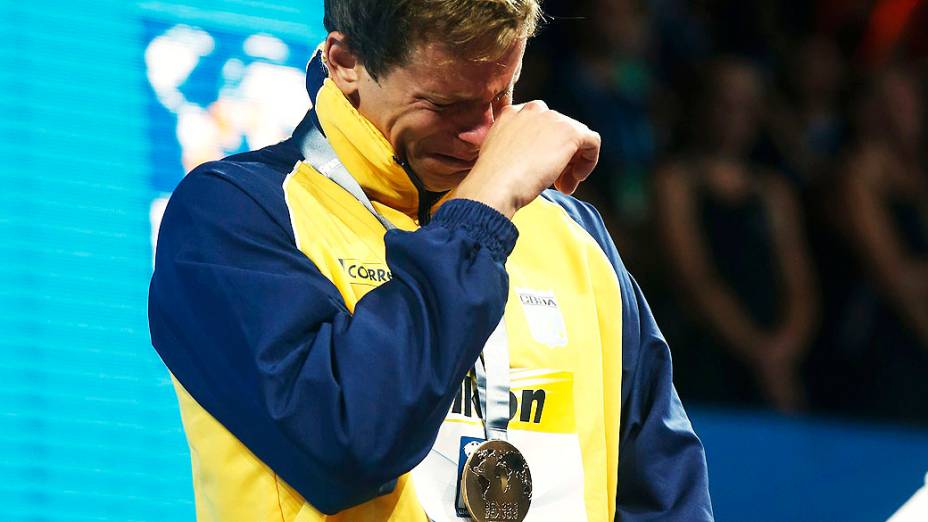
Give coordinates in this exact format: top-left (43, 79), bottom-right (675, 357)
top-left (461, 439), bottom-right (532, 522)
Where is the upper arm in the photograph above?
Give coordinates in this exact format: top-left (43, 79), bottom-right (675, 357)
top-left (654, 164), bottom-right (716, 293)
top-left (842, 148), bottom-right (911, 279)
top-left (761, 174), bottom-right (818, 305)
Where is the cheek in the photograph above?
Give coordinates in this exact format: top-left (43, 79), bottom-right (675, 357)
top-left (395, 111), bottom-right (456, 155)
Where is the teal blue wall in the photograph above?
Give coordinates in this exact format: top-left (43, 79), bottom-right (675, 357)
top-left (0, 2), bottom-right (324, 519)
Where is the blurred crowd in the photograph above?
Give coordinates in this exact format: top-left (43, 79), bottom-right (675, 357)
top-left (520, 0), bottom-right (928, 425)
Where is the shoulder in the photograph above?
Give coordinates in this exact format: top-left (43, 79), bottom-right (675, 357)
top-left (539, 190), bottom-right (629, 280)
top-left (166, 140), bottom-right (304, 241)
top-left (177, 139), bottom-right (301, 202)
top-left (539, 190), bottom-right (605, 229)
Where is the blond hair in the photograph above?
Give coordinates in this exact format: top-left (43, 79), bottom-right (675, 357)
top-left (324, 0), bottom-right (542, 79)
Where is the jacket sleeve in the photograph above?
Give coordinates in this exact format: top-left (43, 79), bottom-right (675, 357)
top-left (540, 190), bottom-right (714, 521)
top-left (148, 166), bottom-right (518, 514)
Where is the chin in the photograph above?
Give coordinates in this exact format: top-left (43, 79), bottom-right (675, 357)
top-left (411, 157), bottom-right (471, 192)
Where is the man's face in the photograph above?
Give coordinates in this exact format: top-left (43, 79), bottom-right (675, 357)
top-left (353, 39), bottom-right (525, 192)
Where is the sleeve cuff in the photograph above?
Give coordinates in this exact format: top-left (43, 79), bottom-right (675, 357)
top-left (430, 199), bottom-right (519, 262)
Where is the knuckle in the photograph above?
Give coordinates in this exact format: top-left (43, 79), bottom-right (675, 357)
top-left (525, 100), bottom-right (549, 112)
top-left (555, 116), bottom-right (578, 133)
top-left (499, 104), bottom-right (518, 118)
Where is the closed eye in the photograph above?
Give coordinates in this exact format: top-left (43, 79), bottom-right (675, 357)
top-left (423, 89), bottom-right (511, 111)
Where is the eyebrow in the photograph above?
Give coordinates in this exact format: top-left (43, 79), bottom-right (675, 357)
top-left (424, 83), bottom-right (515, 105)
top-left (421, 60), bottom-right (523, 103)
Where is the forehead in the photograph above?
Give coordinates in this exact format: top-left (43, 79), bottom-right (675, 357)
top-left (388, 39), bottom-right (525, 100)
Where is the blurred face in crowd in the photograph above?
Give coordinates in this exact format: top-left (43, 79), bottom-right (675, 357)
top-left (707, 62), bottom-right (763, 155)
top-left (593, 0), bottom-right (650, 57)
top-left (879, 69), bottom-right (923, 148)
top-left (326, 36), bottom-right (525, 192)
top-left (795, 36), bottom-right (844, 103)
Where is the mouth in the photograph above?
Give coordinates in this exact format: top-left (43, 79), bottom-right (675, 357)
top-left (432, 152), bottom-right (477, 169)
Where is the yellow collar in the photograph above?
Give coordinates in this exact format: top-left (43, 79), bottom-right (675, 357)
top-left (315, 79), bottom-right (438, 221)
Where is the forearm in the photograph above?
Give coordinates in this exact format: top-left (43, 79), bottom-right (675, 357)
top-left (689, 280), bottom-right (766, 361)
top-left (776, 287), bottom-right (819, 353)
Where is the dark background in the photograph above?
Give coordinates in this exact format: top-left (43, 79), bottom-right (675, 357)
top-left (523, 0), bottom-right (928, 427)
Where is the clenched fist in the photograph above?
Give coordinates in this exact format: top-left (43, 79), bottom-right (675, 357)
top-left (450, 101), bottom-right (601, 219)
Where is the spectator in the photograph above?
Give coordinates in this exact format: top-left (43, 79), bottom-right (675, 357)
top-left (768, 35), bottom-right (848, 185)
top-left (654, 58), bottom-right (820, 413)
top-left (827, 65), bottom-right (928, 422)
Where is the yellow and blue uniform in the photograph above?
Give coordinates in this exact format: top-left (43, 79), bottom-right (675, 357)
top-left (148, 51), bottom-right (712, 521)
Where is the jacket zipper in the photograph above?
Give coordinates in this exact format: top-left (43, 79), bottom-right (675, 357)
top-left (398, 159), bottom-right (447, 226)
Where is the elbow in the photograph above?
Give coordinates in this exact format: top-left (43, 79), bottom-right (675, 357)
top-left (260, 392), bottom-right (401, 512)
top-left (294, 442), bottom-right (401, 515)
top-left (298, 411), bottom-right (429, 502)
top-left (334, 442), bottom-right (402, 489)
top-left (310, 467), bottom-right (398, 515)
top-left (335, 405), bottom-right (438, 487)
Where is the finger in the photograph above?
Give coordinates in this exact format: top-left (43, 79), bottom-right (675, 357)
top-left (554, 165), bottom-right (582, 195)
top-left (559, 176), bottom-right (580, 195)
top-left (570, 129), bottom-right (600, 182)
top-left (517, 99), bottom-right (548, 113)
top-left (553, 123), bottom-right (599, 195)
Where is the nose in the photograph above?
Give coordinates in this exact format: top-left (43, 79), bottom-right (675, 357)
top-left (456, 103), bottom-right (495, 148)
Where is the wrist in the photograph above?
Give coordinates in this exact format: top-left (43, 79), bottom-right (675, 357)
top-left (451, 173), bottom-right (519, 219)
top-left (430, 199), bottom-right (519, 262)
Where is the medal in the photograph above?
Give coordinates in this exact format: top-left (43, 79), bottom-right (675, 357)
top-left (461, 439), bottom-right (532, 522)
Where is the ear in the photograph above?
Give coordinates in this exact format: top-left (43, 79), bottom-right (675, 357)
top-left (324, 32), bottom-right (363, 104)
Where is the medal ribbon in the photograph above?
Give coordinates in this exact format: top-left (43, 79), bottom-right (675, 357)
top-left (300, 120), bottom-right (397, 231)
top-left (472, 321), bottom-right (511, 441)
